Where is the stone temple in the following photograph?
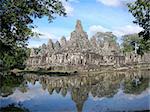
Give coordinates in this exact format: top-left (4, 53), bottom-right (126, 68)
top-left (26, 20), bottom-right (150, 71)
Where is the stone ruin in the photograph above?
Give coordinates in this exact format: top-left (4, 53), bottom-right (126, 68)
top-left (26, 20), bottom-right (150, 71)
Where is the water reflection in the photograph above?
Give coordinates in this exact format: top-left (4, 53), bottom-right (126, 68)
top-left (0, 74), bottom-right (24, 97)
top-left (0, 70), bottom-right (150, 112)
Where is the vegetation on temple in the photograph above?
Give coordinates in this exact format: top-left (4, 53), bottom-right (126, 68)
top-left (0, 0), bottom-right (66, 69)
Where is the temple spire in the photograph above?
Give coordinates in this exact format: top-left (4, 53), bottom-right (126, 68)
top-left (75, 20), bottom-right (83, 33)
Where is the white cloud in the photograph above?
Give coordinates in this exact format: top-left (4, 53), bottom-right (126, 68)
top-left (28, 27), bottom-right (72, 48)
top-left (28, 29), bottom-right (58, 48)
top-left (113, 25), bottom-right (143, 36)
top-left (96, 0), bottom-right (135, 7)
top-left (69, 0), bottom-right (79, 3)
top-left (88, 25), bottom-right (110, 36)
top-left (27, 43), bottom-right (41, 48)
top-left (88, 24), bottom-right (143, 37)
top-left (61, 0), bottom-right (75, 16)
top-left (32, 28), bottom-right (57, 40)
top-left (64, 2), bottom-right (74, 16)
top-left (97, 0), bottom-right (122, 7)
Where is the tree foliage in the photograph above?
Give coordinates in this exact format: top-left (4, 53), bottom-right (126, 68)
top-left (128, 0), bottom-right (150, 54)
top-left (122, 33), bottom-right (150, 55)
top-left (122, 34), bottom-right (140, 53)
top-left (0, 0), bottom-right (66, 68)
top-left (1, 47), bottom-right (30, 69)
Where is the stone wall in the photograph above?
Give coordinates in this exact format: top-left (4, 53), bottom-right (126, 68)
top-left (125, 52), bottom-right (150, 65)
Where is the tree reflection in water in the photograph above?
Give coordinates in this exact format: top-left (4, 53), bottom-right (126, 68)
top-left (0, 70), bottom-right (150, 112)
top-left (0, 72), bottom-right (25, 97)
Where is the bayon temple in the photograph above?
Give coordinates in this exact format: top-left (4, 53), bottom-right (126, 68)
top-left (26, 20), bottom-right (150, 71)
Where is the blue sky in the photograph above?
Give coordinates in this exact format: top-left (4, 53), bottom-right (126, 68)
top-left (28, 0), bottom-right (142, 48)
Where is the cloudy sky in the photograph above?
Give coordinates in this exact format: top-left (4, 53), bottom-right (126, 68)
top-left (28, 0), bottom-right (142, 48)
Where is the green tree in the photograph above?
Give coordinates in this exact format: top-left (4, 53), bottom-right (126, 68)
top-left (122, 34), bottom-right (140, 53)
top-left (0, 0), bottom-right (66, 68)
top-left (128, 0), bottom-right (150, 54)
top-left (2, 47), bottom-right (31, 69)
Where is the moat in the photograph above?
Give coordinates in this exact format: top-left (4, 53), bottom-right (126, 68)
top-left (0, 70), bottom-right (150, 112)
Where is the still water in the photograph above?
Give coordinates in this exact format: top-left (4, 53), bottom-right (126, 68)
top-left (0, 70), bottom-right (150, 112)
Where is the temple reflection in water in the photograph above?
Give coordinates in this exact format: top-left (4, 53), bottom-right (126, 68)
top-left (0, 70), bottom-right (150, 112)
